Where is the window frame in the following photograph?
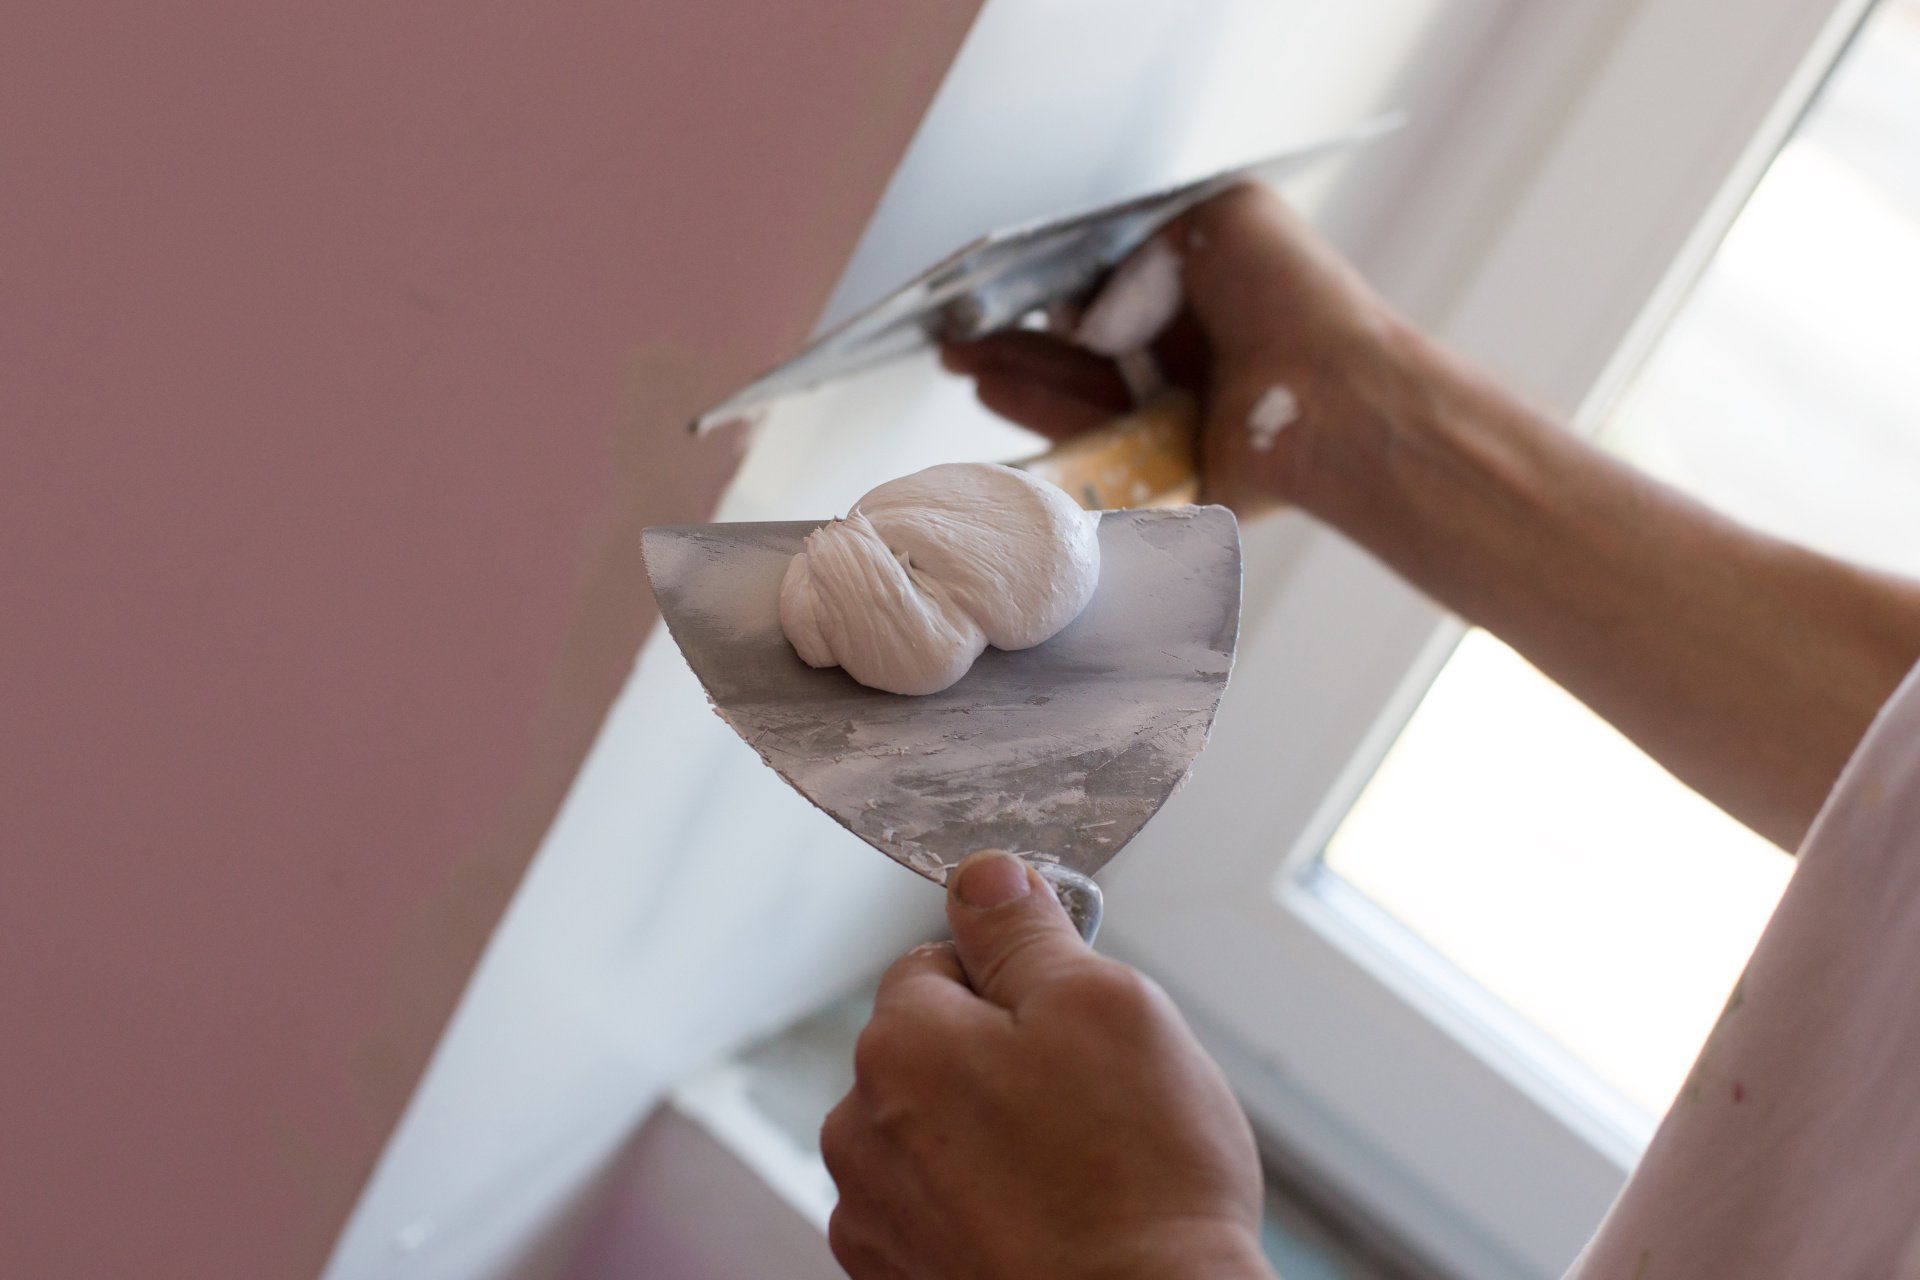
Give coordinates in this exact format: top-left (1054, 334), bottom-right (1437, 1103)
top-left (1101, 0), bottom-right (1876, 1275)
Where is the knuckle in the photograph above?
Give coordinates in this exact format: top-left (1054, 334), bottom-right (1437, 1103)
top-left (1195, 181), bottom-right (1281, 235)
top-left (881, 942), bottom-right (940, 984)
top-left (827, 1204), bottom-right (895, 1280)
top-left (826, 1207), bottom-right (863, 1272)
top-left (1057, 960), bottom-right (1166, 1025)
top-left (969, 921), bottom-right (1061, 995)
top-left (818, 1099), bottom-right (858, 1178)
top-left (893, 940), bottom-right (961, 988)
top-left (867, 1095), bottom-right (916, 1143)
top-left (851, 1019), bottom-right (906, 1084)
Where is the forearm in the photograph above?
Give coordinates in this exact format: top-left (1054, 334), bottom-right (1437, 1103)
top-left (1075, 1227), bottom-right (1276, 1280)
top-left (1293, 321), bottom-right (1920, 848)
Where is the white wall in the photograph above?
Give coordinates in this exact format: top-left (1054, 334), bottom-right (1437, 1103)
top-left (325, 3), bottom-right (1495, 1276)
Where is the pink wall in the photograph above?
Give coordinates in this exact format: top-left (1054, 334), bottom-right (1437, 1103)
top-left (556, 1108), bottom-right (843, 1280)
top-left (0, 4), bottom-right (977, 1276)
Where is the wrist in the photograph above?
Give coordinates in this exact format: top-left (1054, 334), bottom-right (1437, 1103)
top-left (1279, 312), bottom-right (1451, 524)
top-left (1281, 312), bottom-right (1563, 583)
top-left (1070, 1222), bottom-right (1274, 1280)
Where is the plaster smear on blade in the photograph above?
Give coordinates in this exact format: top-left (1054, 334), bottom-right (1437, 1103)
top-left (748, 507), bottom-right (1236, 874)
top-left (1246, 384), bottom-right (1299, 451)
top-left (779, 463), bottom-right (1101, 695)
top-left (825, 687), bottom-right (1201, 853)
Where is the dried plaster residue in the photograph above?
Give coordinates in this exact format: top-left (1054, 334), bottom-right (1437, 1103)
top-left (1246, 384), bottom-right (1300, 451)
top-left (1075, 237), bottom-right (1184, 358)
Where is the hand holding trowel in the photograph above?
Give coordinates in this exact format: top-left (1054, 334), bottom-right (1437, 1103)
top-left (645, 123), bottom-right (1389, 940)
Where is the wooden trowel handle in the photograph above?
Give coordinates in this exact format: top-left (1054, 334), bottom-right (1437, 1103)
top-left (1012, 391), bottom-right (1200, 511)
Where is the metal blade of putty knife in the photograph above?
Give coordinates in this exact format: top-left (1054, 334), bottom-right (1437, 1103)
top-left (641, 507), bottom-right (1241, 896)
top-left (690, 116), bottom-right (1400, 433)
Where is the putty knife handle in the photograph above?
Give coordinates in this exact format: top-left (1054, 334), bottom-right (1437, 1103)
top-left (1013, 391), bottom-right (1200, 511)
top-left (1031, 862), bottom-right (1103, 946)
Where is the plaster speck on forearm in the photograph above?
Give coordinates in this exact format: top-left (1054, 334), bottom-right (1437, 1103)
top-left (1247, 384), bottom-right (1300, 451)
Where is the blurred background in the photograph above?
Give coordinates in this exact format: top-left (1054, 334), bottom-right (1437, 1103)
top-left (5, 2), bottom-right (1914, 1278)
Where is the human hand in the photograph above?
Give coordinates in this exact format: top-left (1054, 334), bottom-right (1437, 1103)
top-left (941, 183), bottom-right (1417, 520)
top-left (821, 851), bottom-right (1273, 1280)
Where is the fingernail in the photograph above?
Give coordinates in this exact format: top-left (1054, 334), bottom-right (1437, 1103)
top-left (953, 850), bottom-right (1032, 909)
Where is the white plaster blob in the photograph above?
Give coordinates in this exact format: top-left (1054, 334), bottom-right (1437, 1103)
top-left (1246, 383), bottom-right (1300, 451)
top-left (779, 463), bottom-right (1101, 695)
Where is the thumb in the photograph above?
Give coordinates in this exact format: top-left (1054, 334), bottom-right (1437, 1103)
top-left (945, 850), bottom-right (1092, 1009)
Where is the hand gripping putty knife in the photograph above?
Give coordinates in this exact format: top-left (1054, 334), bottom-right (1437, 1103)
top-left (638, 122), bottom-right (1395, 939)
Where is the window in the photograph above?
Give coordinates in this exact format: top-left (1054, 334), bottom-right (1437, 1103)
top-left (1107, 1), bottom-right (1897, 1276)
top-left (1326, 0), bottom-right (1920, 1124)
top-left (1322, 633), bottom-right (1792, 1119)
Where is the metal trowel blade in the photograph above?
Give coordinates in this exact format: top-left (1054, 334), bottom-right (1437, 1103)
top-left (691, 115), bottom-right (1401, 433)
top-left (640, 506), bottom-right (1241, 883)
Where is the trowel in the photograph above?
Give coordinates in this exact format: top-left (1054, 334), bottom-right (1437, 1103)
top-left (643, 505), bottom-right (1239, 941)
top-left (642, 123), bottom-right (1389, 939)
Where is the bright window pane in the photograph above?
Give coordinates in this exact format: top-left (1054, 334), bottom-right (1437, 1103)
top-left (1322, 0), bottom-right (1920, 1118)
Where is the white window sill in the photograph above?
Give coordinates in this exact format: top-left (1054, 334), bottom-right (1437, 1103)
top-left (636, 988), bottom-right (1433, 1280)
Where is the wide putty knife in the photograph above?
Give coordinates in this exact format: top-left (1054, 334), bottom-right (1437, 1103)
top-left (690, 116), bottom-right (1398, 440)
top-left (641, 506), bottom-right (1241, 940)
